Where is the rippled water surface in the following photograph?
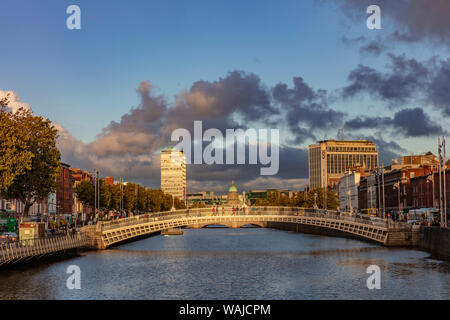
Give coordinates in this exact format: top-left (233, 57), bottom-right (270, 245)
top-left (1, 227), bottom-right (450, 299)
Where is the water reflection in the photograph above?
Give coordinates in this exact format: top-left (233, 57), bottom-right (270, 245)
top-left (1, 228), bottom-right (450, 299)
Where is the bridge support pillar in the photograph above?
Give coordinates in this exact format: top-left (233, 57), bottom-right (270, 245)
top-left (384, 229), bottom-right (413, 247)
top-left (82, 231), bottom-right (106, 250)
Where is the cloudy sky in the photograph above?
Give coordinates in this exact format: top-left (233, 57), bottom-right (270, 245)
top-left (1, 0), bottom-right (449, 194)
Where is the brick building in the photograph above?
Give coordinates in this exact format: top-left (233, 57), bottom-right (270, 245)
top-left (105, 177), bottom-right (114, 186)
top-left (410, 168), bottom-right (450, 211)
top-left (358, 153), bottom-right (441, 215)
top-left (56, 163), bottom-right (74, 216)
top-left (71, 168), bottom-right (93, 182)
top-left (382, 167), bottom-right (434, 212)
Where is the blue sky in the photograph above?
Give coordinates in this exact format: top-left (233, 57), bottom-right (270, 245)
top-left (1, 0), bottom-right (448, 191)
top-left (2, 0), bottom-right (377, 141)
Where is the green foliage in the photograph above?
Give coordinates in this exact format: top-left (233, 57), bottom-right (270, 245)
top-left (123, 183), bottom-right (137, 211)
top-left (293, 187), bottom-right (340, 210)
top-left (254, 190), bottom-right (296, 207)
top-left (254, 188), bottom-right (339, 210)
top-left (189, 202), bottom-right (207, 209)
top-left (0, 106), bottom-right (33, 193)
top-left (73, 179), bottom-right (186, 213)
top-left (146, 189), bottom-right (166, 212)
top-left (99, 180), bottom-right (112, 209)
top-left (74, 180), bottom-right (95, 207)
top-left (109, 183), bottom-right (121, 210)
top-left (173, 196), bottom-right (186, 210)
top-left (0, 107), bottom-right (61, 215)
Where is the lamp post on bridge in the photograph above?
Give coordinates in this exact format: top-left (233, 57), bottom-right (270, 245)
top-left (393, 181), bottom-right (400, 221)
top-left (427, 174), bottom-right (435, 209)
top-left (314, 193), bottom-right (318, 210)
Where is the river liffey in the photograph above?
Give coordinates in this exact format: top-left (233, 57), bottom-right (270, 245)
top-left (1, 227), bottom-right (450, 299)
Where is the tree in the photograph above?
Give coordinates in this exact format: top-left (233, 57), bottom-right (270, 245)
top-left (174, 197), bottom-right (186, 210)
top-left (324, 188), bottom-right (340, 210)
top-left (0, 107), bottom-right (61, 215)
top-left (109, 183), bottom-right (121, 211)
top-left (136, 184), bottom-right (147, 211)
top-left (254, 190), bottom-right (295, 207)
top-left (74, 180), bottom-right (95, 207)
top-left (0, 105), bottom-right (33, 193)
top-left (146, 189), bottom-right (165, 212)
top-left (75, 177), bottom-right (187, 214)
top-left (299, 187), bottom-right (339, 210)
top-left (162, 193), bottom-right (173, 211)
top-left (123, 183), bottom-right (137, 211)
top-left (253, 188), bottom-right (339, 210)
top-left (189, 202), bottom-right (206, 209)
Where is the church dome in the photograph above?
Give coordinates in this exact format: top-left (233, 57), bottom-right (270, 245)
top-left (228, 180), bottom-right (238, 192)
top-left (227, 180), bottom-right (239, 205)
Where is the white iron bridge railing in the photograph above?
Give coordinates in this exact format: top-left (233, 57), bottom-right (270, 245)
top-left (0, 233), bottom-right (89, 267)
top-left (98, 207), bottom-right (391, 232)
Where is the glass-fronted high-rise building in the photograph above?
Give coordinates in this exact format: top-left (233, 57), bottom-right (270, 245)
top-left (161, 147), bottom-right (186, 201)
top-left (308, 140), bottom-right (378, 189)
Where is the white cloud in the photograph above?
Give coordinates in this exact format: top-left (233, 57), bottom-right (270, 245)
top-left (0, 90), bottom-right (32, 113)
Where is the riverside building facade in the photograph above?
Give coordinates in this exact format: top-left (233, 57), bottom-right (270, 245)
top-left (161, 147), bottom-right (186, 201)
top-left (308, 140), bottom-right (379, 189)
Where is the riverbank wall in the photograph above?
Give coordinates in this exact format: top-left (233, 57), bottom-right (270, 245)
top-left (267, 221), bottom-right (379, 244)
top-left (419, 226), bottom-right (450, 261)
top-left (268, 222), bottom-right (450, 262)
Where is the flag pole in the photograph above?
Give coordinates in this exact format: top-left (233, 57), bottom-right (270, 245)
top-left (377, 159), bottom-right (381, 217)
top-left (93, 168), bottom-right (96, 224)
top-left (439, 138), bottom-right (444, 227)
top-left (382, 161), bottom-right (385, 219)
top-left (443, 136), bottom-right (447, 228)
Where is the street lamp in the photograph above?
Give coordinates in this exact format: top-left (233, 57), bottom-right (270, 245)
top-left (314, 193), bottom-right (318, 209)
top-left (393, 181), bottom-right (400, 220)
top-left (346, 190), bottom-right (351, 214)
top-left (427, 174), bottom-right (435, 209)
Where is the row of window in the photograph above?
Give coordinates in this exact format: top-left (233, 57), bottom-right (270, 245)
top-left (308, 147), bottom-right (322, 188)
top-left (327, 146), bottom-right (376, 152)
top-left (327, 154), bottom-right (378, 174)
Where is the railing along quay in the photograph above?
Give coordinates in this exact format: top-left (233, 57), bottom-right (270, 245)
top-left (0, 233), bottom-right (89, 267)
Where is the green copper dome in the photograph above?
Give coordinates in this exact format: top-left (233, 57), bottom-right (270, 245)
top-left (228, 181), bottom-right (237, 192)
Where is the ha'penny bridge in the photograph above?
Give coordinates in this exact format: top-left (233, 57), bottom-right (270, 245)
top-left (80, 207), bottom-right (416, 250)
top-left (1, 207), bottom-right (417, 267)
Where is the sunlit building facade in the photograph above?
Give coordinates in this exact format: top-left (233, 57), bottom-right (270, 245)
top-left (161, 147), bottom-right (186, 201)
top-left (308, 140), bottom-right (378, 189)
